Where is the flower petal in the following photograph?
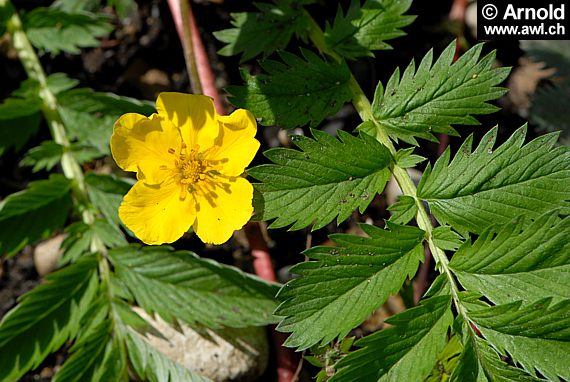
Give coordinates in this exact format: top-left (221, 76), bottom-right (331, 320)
top-left (213, 109), bottom-right (260, 176)
top-left (119, 180), bottom-right (196, 245)
top-left (156, 93), bottom-right (219, 150)
top-left (193, 177), bottom-right (254, 244)
top-left (111, 113), bottom-right (180, 184)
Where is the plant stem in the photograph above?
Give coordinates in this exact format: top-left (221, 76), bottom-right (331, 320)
top-left (4, 1), bottom-right (105, 254)
top-left (305, 12), bottom-right (469, 320)
top-left (177, 0), bottom-right (203, 95)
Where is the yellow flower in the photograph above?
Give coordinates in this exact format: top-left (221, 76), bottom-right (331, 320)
top-left (110, 92), bottom-right (260, 245)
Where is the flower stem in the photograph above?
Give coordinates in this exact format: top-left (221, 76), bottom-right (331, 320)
top-left (305, 12), bottom-right (469, 320)
top-left (4, 1), bottom-right (104, 255)
top-left (176, 0), bottom-right (203, 95)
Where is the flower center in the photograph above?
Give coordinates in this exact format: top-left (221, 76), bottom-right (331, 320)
top-left (175, 144), bottom-right (208, 185)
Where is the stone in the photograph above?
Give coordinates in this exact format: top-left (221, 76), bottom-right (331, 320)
top-left (33, 234), bottom-right (65, 277)
top-left (134, 308), bottom-right (269, 382)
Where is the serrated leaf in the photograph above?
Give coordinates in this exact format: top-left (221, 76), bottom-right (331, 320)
top-left (213, 0), bottom-right (310, 62)
top-left (228, 49), bottom-right (352, 128)
top-left (53, 320), bottom-right (127, 382)
top-left (425, 334), bottom-right (462, 382)
top-left (20, 141), bottom-right (64, 172)
top-left (22, 8), bottom-right (113, 54)
top-left (417, 126), bottom-right (570, 235)
top-left (21, 141), bottom-right (102, 173)
top-left (108, 245), bottom-right (280, 328)
top-left (13, 73), bottom-right (80, 99)
top-left (450, 212), bottom-right (569, 305)
top-left (394, 147), bottom-right (426, 168)
top-left (85, 173), bottom-right (132, 234)
top-left (433, 225), bottom-right (464, 251)
top-left (372, 41), bottom-right (510, 144)
top-left (530, 84), bottom-right (570, 145)
top-left (468, 298), bottom-right (570, 380)
top-left (0, 86), bottom-right (42, 156)
top-left (330, 296), bottom-right (453, 381)
top-left (387, 195), bottom-right (417, 224)
top-left (126, 329), bottom-right (211, 382)
top-left (275, 223), bottom-right (425, 350)
top-left (57, 88), bottom-right (155, 155)
top-left (60, 222), bottom-right (95, 264)
top-left (0, 256), bottom-right (98, 382)
top-left (325, 0), bottom-right (415, 60)
top-left (0, 174), bottom-right (72, 256)
top-left (249, 130), bottom-right (391, 230)
top-left (451, 331), bottom-right (540, 382)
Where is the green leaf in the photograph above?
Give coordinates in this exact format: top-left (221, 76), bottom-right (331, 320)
top-left (249, 130), bottom-right (391, 230)
top-left (468, 298), bottom-right (570, 380)
top-left (330, 296), bottom-right (453, 381)
top-left (21, 141), bottom-right (102, 173)
top-left (53, 321), bottom-right (127, 382)
top-left (20, 141), bottom-right (64, 172)
top-left (372, 42), bottom-right (510, 144)
top-left (227, 49), bottom-right (352, 128)
top-left (22, 8), bottom-right (113, 54)
top-left (108, 245), bottom-right (280, 328)
top-left (13, 73), bottom-right (80, 99)
top-left (126, 329), bottom-right (211, 382)
top-left (275, 223), bottom-right (425, 350)
top-left (394, 147), bottom-right (426, 168)
top-left (325, 0), bottom-right (415, 60)
top-left (85, 173), bottom-right (132, 234)
top-left (417, 126), bottom-right (570, 235)
top-left (213, 0), bottom-right (310, 62)
top-left (432, 225), bottom-right (464, 251)
top-left (387, 195), bottom-right (417, 224)
top-left (57, 88), bottom-right (155, 155)
top-left (0, 256), bottom-right (99, 382)
top-left (425, 334), bottom-right (462, 382)
top-left (0, 174), bottom-right (72, 256)
top-left (452, 331), bottom-right (540, 382)
top-left (450, 212), bottom-right (569, 305)
top-left (0, 86), bottom-right (43, 155)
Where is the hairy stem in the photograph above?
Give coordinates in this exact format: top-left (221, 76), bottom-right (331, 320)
top-left (305, 12), bottom-right (468, 320)
top-left (4, 1), bottom-right (105, 255)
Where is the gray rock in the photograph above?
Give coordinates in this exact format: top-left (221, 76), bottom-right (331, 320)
top-left (134, 308), bottom-right (269, 382)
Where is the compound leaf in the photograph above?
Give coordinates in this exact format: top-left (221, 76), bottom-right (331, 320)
top-left (249, 130), bottom-right (391, 230)
top-left (22, 7), bottom-right (112, 54)
top-left (372, 41), bottom-right (510, 144)
top-left (108, 245), bottom-right (280, 328)
top-left (126, 329), bottom-right (211, 382)
top-left (276, 223), bottom-right (425, 350)
top-left (227, 49), bottom-right (352, 128)
top-left (330, 296), bottom-right (453, 381)
top-left (450, 212), bottom-right (570, 305)
top-left (417, 126), bottom-right (570, 235)
top-left (325, 0), bottom-right (415, 59)
top-left (0, 174), bottom-right (72, 256)
top-left (213, 0), bottom-right (310, 62)
top-left (0, 256), bottom-right (98, 382)
top-left (468, 298), bottom-right (570, 380)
